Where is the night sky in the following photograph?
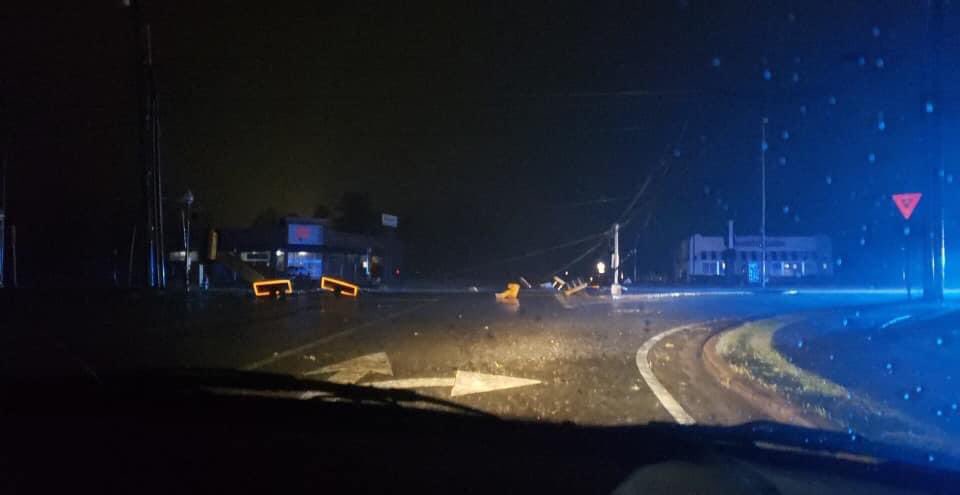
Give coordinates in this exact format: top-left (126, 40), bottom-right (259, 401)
top-left (2, 1), bottom-right (958, 287)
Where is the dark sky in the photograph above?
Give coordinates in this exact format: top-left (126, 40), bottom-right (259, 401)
top-left (2, 1), bottom-right (958, 286)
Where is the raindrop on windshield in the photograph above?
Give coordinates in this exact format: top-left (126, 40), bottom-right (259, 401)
top-left (711, 56), bottom-right (721, 67)
top-left (860, 238), bottom-right (866, 246)
top-left (800, 105), bottom-right (807, 115)
top-left (762, 68), bottom-right (772, 81)
top-left (761, 140), bottom-right (769, 151)
top-left (904, 226), bottom-right (911, 236)
top-left (781, 130), bottom-right (790, 140)
top-left (828, 95), bottom-right (837, 105)
top-left (936, 337), bottom-right (943, 346)
top-left (857, 56), bottom-right (866, 66)
top-left (778, 156), bottom-right (787, 166)
top-left (867, 153), bottom-right (876, 163)
top-left (783, 205), bottom-right (790, 214)
top-left (903, 392), bottom-right (911, 400)
top-left (825, 175), bottom-right (833, 185)
top-left (875, 57), bottom-right (885, 69)
top-left (872, 26), bottom-right (881, 38)
top-left (926, 101), bottom-right (935, 113)
top-left (791, 72), bottom-right (800, 83)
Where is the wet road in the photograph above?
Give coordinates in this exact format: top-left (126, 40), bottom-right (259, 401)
top-left (124, 289), bottom-right (915, 425)
top-left (5, 288), bottom-right (911, 426)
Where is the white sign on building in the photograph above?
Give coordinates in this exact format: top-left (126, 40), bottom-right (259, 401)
top-left (381, 213), bottom-right (398, 228)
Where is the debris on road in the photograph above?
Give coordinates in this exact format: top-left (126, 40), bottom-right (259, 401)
top-left (495, 283), bottom-right (520, 301)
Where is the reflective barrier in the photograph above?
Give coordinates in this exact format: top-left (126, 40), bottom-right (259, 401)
top-left (321, 276), bottom-right (360, 297)
top-left (252, 279), bottom-right (293, 297)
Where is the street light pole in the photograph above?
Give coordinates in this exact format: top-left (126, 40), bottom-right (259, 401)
top-left (925, 0), bottom-right (945, 301)
top-left (181, 189), bottom-right (194, 291)
top-left (761, 117), bottom-right (768, 289)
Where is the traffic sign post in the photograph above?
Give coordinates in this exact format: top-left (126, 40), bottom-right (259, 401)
top-left (892, 193), bottom-right (922, 299)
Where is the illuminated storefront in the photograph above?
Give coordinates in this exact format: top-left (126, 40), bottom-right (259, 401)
top-left (205, 217), bottom-right (400, 288)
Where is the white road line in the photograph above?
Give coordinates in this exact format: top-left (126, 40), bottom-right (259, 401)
top-left (243, 302), bottom-right (435, 370)
top-left (635, 323), bottom-right (704, 425)
top-left (880, 314), bottom-right (912, 329)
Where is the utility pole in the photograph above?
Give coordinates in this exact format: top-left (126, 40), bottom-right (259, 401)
top-left (0, 156), bottom-right (6, 289)
top-left (760, 117), bottom-right (768, 289)
top-left (130, 0), bottom-right (165, 288)
top-left (611, 223), bottom-right (622, 297)
top-left (925, 0), bottom-right (945, 301)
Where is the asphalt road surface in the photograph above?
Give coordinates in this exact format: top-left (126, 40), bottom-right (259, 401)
top-left (6, 287), bottom-right (914, 428)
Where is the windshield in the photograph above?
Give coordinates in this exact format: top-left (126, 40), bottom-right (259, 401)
top-left (3, 0), bottom-right (960, 481)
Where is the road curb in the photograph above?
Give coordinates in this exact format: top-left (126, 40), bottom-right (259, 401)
top-left (700, 320), bottom-right (825, 429)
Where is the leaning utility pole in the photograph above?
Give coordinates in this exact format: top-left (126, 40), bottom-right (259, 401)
top-left (130, 0), bottom-right (166, 288)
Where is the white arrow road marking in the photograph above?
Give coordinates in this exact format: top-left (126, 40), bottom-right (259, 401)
top-left (636, 323), bottom-right (705, 425)
top-left (303, 352), bottom-right (393, 384)
top-left (450, 370), bottom-right (541, 397)
top-left (367, 370), bottom-right (541, 397)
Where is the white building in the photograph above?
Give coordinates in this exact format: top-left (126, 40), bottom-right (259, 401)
top-left (676, 225), bottom-right (832, 283)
